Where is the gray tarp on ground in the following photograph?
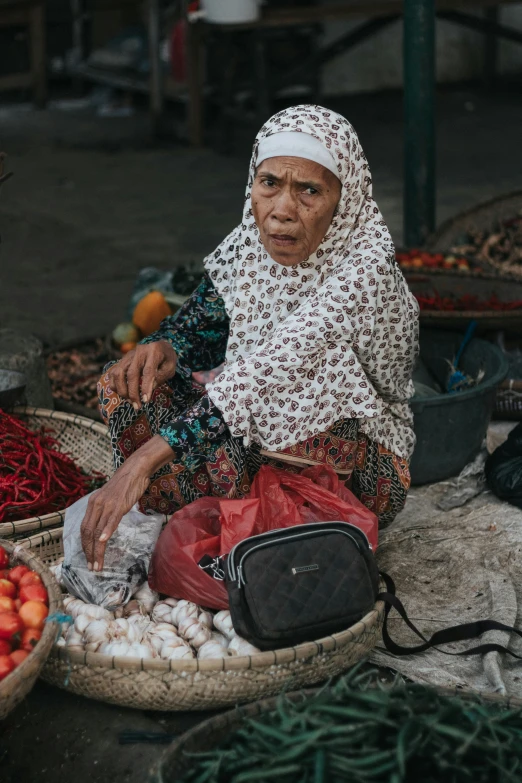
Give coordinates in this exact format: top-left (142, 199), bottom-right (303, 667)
top-left (370, 474), bottom-right (522, 696)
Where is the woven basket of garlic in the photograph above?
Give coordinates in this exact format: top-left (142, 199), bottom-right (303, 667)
top-left (40, 581), bottom-right (383, 712)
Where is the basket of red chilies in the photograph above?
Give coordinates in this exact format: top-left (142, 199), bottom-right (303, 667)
top-left (0, 537), bottom-right (63, 719)
top-left (0, 407), bottom-right (112, 539)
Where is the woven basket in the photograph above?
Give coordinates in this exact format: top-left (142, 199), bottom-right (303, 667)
top-left (0, 538), bottom-right (63, 720)
top-left (150, 684), bottom-right (522, 782)
top-left (17, 527), bottom-right (384, 712)
top-left (0, 406), bottom-right (112, 539)
top-left (427, 190), bottom-right (522, 278)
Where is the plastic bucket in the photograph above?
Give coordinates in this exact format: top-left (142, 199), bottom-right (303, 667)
top-left (410, 329), bottom-right (508, 485)
top-left (202, 0), bottom-right (260, 24)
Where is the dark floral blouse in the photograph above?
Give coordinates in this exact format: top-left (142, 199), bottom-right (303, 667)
top-left (140, 273), bottom-right (231, 467)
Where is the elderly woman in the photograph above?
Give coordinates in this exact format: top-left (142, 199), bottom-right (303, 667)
top-left (83, 105), bottom-right (419, 571)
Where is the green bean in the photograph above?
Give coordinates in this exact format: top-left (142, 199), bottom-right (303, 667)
top-left (232, 764), bottom-right (302, 782)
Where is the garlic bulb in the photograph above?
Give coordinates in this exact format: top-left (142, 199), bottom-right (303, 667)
top-left (55, 637), bottom-right (66, 648)
top-left (127, 642), bottom-right (154, 659)
top-left (160, 642), bottom-right (194, 660)
top-left (74, 613), bottom-right (92, 635)
top-left (228, 636), bottom-right (260, 656)
top-left (133, 583), bottom-right (159, 613)
top-left (63, 594), bottom-right (78, 610)
top-left (163, 597), bottom-right (178, 608)
top-left (78, 603), bottom-right (113, 622)
top-left (198, 611), bottom-right (214, 629)
top-left (170, 600), bottom-right (199, 627)
top-left (103, 641), bottom-right (131, 657)
top-left (210, 631), bottom-right (229, 649)
top-left (83, 619), bottom-right (111, 647)
top-left (213, 610), bottom-right (235, 639)
top-left (178, 617), bottom-right (211, 649)
top-left (65, 628), bottom-right (84, 650)
top-left (122, 599), bottom-right (141, 617)
top-left (197, 641), bottom-right (231, 660)
top-left (85, 641), bottom-right (103, 653)
top-left (151, 602), bottom-right (175, 625)
top-left (65, 598), bottom-right (88, 619)
top-left (114, 607), bottom-right (125, 619)
top-left (127, 615), bottom-right (151, 638)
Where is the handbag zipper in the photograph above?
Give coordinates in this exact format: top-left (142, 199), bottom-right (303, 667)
top-left (227, 521), bottom-right (371, 582)
top-left (235, 527), bottom-right (364, 588)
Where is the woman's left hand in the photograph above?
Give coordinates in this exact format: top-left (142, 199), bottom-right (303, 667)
top-left (80, 460), bottom-right (150, 572)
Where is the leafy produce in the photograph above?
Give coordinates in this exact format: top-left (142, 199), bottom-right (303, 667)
top-left (176, 668), bottom-right (522, 783)
top-left (0, 411), bottom-right (105, 523)
top-left (397, 249), bottom-right (470, 271)
top-left (0, 546), bottom-right (49, 681)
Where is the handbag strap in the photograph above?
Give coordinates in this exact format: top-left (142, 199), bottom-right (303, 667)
top-left (377, 571), bottom-right (522, 659)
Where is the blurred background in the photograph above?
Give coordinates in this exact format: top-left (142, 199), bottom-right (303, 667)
top-left (0, 0), bottom-right (521, 348)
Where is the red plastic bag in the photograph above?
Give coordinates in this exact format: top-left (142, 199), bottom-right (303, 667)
top-left (149, 465), bottom-right (378, 609)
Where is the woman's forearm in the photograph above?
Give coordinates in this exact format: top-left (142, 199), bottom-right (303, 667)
top-left (131, 434), bottom-right (175, 477)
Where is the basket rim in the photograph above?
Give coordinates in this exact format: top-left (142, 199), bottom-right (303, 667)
top-left (0, 538), bottom-right (63, 707)
top-left (12, 405), bottom-right (108, 437)
top-left (0, 407), bottom-right (109, 538)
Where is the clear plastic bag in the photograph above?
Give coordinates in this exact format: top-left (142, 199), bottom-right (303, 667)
top-left (61, 492), bottom-right (165, 610)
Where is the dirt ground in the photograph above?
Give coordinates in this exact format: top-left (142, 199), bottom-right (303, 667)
top-left (1, 81), bottom-right (522, 782)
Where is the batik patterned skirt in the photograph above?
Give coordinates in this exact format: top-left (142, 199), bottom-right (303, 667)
top-left (98, 371), bottom-right (411, 527)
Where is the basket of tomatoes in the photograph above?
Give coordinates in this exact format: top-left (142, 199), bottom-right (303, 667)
top-left (0, 538), bottom-right (63, 719)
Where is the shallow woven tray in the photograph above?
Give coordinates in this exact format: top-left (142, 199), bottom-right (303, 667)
top-left (150, 684), bottom-right (522, 782)
top-left (427, 190), bottom-right (522, 279)
top-left (0, 538), bottom-right (63, 720)
top-left (0, 406), bottom-right (112, 539)
top-left (17, 527), bottom-right (384, 712)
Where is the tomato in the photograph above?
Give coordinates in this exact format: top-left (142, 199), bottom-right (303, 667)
top-left (19, 583), bottom-right (48, 605)
top-left (0, 611), bottom-right (23, 641)
top-left (0, 654), bottom-right (15, 681)
top-left (0, 596), bottom-right (15, 613)
top-left (8, 565), bottom-right (30, 585)
top-left (0, 639), bottom-right (11, 655)
top-left (18, 600), bottom-right (48, 630)
top-left (21, 628), bottom-right (42, 652)
top-left (0, 570), bottom-right (9, 580)
top-left (19, 571), bottom-right (42, 588)
top-left (10, 649), bottom-right (29, 667)
top-left (0, 546), bottom-right (9, 569)
top-left (0, 579), bottom-right (16, 599)
top-left (14, 599), bottom-right (21, 611)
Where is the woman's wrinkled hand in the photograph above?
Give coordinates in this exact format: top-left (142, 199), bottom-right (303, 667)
top-left (108, 341), bottom-right (177, 410)
top-left (80, 461), bottom-right (150, 572)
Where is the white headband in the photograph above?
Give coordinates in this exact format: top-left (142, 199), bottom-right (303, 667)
top-left (256, 131), bottom-right (340, 181)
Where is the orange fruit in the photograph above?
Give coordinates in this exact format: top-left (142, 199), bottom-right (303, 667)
top-left (132, 291), bottom-right (172, 337)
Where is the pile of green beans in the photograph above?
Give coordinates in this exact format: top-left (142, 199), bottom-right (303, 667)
top-left (177, 669), bottom-right (522, 783)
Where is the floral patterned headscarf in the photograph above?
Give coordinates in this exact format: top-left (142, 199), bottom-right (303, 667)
top-left (205, 105), bottom-right (419, 459)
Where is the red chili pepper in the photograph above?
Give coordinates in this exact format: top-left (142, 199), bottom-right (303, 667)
top-left (0, 411), bottom-right (105, 523)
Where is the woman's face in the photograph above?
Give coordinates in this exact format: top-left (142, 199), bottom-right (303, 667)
top-left (252, 156), bottom-right (341, 267)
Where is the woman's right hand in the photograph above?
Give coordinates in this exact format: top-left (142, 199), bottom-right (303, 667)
top-left (108, 341), bottom-right (177, 409)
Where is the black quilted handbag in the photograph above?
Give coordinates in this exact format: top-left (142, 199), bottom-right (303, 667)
top-left (226, 520), bottom-right (522, 657)
top-left (226, 521), bottom-right (379, 650)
